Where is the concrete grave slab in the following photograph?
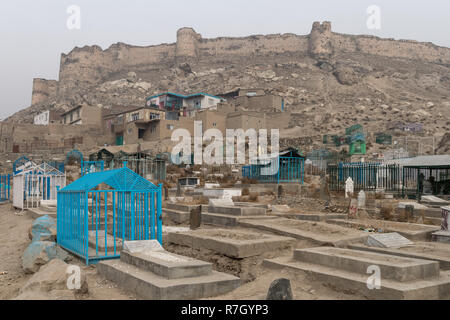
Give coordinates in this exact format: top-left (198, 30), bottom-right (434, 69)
top-left (120, 249), bottom-right (213, 279)
top-left (398, 202), bottom-right (429, 210)
top-left (209, 198), bottom-right (234, 207)
top-left (97, 259), bottom-right (240, 300)
top-left (202, 212), bottom-right (278, 227)
top-left (327, 219), bottom-right (440, 240)
top-left (366, 233), bottom-right (413, 248)
top-left (123, 240), bottom-right (164, 253)
top-left (167, 228), bottom-right (295, 258)
top-left (273, 212), bottom-right (347, 222)
top-left (271, 205), bottom-right (291, 214)
top-left (162, 226), bottom-right (190, 233)
top-left (239, 218), bottom-right (368, 246)
top-left (263, 247), bottom-right (450, 299)
top-left (349, 242), bottom-right (450, 270)
top-left (293, 247), bottom-right (439, 282)
top-left (432, 231), bottom-right (450, 244)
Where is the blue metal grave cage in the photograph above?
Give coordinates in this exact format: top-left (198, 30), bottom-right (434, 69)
top-left (81, 160), bottom-right (104, 176)
top-left (242, 148), bottom-right (305, 184)
top-left (0, 174), bottom-right (10, 202)
top-left (57, 164), bottom-right (162, 265)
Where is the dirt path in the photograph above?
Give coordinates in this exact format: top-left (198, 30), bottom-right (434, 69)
top-left (0, 203), bottom-right (33, 299)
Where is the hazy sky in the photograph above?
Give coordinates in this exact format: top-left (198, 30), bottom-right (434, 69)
top-left (0, 0), bottom-right (449, 118)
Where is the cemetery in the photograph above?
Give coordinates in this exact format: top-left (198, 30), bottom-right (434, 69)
top-left (1, 152), bottom-right (450, 300)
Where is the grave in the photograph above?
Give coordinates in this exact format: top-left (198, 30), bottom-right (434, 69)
top-left (366, 233), bottom-right (413, 248)
top-left (202, 203), bottom-right (272, 227)
top-left (345, 177), bottom-right (354, 198)
top-left (349, 242), bottom-right (450, 270)
top-left (203, 188), bottom-right (242, 199)
top-left (209, 198), bottom-right (234, 207)
top-left (327, 219), bottom-right (440, 241)
top-left (421, 196), bottom-right (450, 208)
top-left (88, 231), bottom-right (123, 253)
top-left (272, 211), bottom-right (347, 222)
top-left (264, 246), bottom-right (450, 299)
top-left (431, 206), bottom-right (450, 243)
top-left (431, 231), bottom-right (450, 244)
top-left (239, 218), bottom-right (368, 246)
top-left (162, 203), bottom-right (200, 224)
top-left (97, 240), bottom-right (240, 299)
top-left (167, 229), bottom-right (295, 258)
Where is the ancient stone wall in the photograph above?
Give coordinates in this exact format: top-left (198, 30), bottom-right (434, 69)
top-left (35, 21), bottom-right (450, 103)
top-left (31, 78), bottom-right (58, 105)
top-left (0, 122), bottom-right (114, 154)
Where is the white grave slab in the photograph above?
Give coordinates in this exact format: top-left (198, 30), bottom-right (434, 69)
top-left (209, 198), bottom-right (234, 207)
top-left (422, 196), bottom-right (450, 204)
top-left (366, 232), bottom-right (413, 248)
top-left (148, 251), bottom-right (188, 262)
top-left (204, 183), bottom-right (220, 189)
top-left (272, 205), bottom-right (291, 214)
top-left (398, 202), bottom-right (428, 210)
top-left (123, 240), bottom-right (164, 253)
top-left (162, 226), bottom-right (190, 234)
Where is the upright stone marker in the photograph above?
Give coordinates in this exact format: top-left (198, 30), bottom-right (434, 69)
top-left (345, 177), bottom-right (354, 198)
top-left (190, 205), bottom-right (202, 230)
top-left (357, 190), bottom-right (366, 208)
top-left (348, 198), bottom-right (358, 219)
top-left (176, 182), bottom-right (181, 197)
top-left (277, 185), bottom-right (284, 199)
top-left (164, 186), bottom-right (169, 200)
top-left (441, 206), bottom-right (450, 231)
top-left (405, 205), bottom-right (414, 221)
top-left (319, 172), bottom-right (330, 201)
top-left (266, 278), bottom-right (293, 300)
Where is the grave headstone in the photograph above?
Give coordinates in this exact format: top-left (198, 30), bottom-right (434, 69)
top-left (441, 206), bottom-right (450, 231)
top-left (176, 182), bottom-right (181, 197)
top-left (190, 205), bottom-right (202, 230)
top-left (277, 185), bottom-right (284, 199)
top-left (272, 205), bottom-right (291, 214)
top-left (348, 198), bottom-right (358, 219)
top-left (405, 205), bottom-right (414, 221)
top-left (123, 240), bottom-right (164, 253)
top-left (366, 232), bottom-right (413, 248)
top-left (164, 186), bottom-right (169, 200)
top-left (357, 190), bottom-right (366, 208)
top-left (345, 177), bottom-right (354, 199)
top-left (266, 278), bottom-right (293, 300)
top-left (319, 172), bottom-right (330, 201)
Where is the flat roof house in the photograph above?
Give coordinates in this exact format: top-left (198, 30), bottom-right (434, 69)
top-left (61, 105), bottom-right (104, 126)
top-left (146, 92), bottom-right (226, 118)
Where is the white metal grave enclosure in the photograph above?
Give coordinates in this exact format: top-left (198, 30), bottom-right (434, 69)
top-left (13, 162), bottom-right (66, 209)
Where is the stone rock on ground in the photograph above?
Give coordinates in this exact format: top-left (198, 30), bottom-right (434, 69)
top-left (266, 278), bottom-right (293, 300)
top-left (15, 259), bottom-right (88, 300)
top-left (22, 241), bottom-right (71, 274)
top-left (272, 205), bottom-right (291, 214)
top-left (28, 215), bottom-right (57, 242)
top-left (333, 66), bottom-right (359, 85)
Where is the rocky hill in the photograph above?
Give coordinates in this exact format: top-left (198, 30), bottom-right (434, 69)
top-left (5, 21), bottom-right (450, 154)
